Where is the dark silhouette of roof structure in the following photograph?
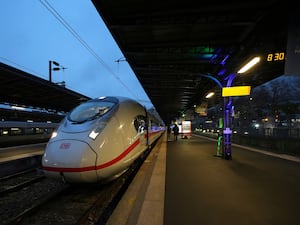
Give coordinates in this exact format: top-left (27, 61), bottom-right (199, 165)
top-left (0, 62), bottom-right (90, 114)
top-left (92, 0), bottom-right (288, 122)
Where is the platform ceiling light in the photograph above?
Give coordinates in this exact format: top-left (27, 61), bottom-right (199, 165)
top-left (205, 92), bottom-right (215, 98)
top-left (237, 56), bottom-right (260, 74)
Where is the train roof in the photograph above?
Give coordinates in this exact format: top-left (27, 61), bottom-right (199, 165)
top-left (94, 96), bottom-right (143, 104)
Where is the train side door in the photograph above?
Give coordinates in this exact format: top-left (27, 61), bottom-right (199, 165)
top-left (134, 114), bottom-right (148, 148)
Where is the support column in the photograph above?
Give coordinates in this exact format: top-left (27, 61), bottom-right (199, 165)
top-left (222, 73), bottom-right (236, 160)
top-left (222, 96), bottom-right (232, 159)
top-left (49, 60), bottom-right (52, 82)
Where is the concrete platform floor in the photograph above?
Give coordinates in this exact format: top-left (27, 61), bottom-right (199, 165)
top-left (103, 133), bottom-right (300, 225)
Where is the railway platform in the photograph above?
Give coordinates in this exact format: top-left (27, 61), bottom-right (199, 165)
top-left (0, 143), bottom-right (46, 177)
top-left (107, 133), bottom-right (300, 225)
top-left (0, 143), bottom-right (46, 163)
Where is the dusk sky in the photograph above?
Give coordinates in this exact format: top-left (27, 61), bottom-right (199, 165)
top-left (0, 0), bottom-right (154, 109)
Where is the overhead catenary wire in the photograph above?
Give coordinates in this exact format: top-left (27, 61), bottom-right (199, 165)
top-left (39, 0), bottom-right (148, 105)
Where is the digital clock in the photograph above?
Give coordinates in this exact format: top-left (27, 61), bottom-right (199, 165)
top-left (266, 52), bottom-right (285, 61)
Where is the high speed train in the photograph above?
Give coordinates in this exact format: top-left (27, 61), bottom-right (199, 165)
top-left (42, 96), bottom-right (165, 183)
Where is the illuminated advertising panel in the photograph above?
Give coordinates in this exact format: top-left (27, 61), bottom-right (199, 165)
top-left (181, 121), bottom-right (191, 134)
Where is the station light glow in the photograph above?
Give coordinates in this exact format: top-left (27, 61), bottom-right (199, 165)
top-left (237, 57), bottom-right (260, 74)
top-left (205, 92), bottom-right (215, 98)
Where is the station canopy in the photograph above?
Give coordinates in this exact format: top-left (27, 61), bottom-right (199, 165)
top-left (0, 62), bottom-right (90, 114)
top-left (92, 0), bottom-right (288, 123)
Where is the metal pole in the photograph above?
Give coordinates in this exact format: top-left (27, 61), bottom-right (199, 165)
top-left (222, 96), bottom-right (232, 159)
top-left (222, 73), bottom-right (236, 160)
top-left (49, 60), bottom-right (52, 82)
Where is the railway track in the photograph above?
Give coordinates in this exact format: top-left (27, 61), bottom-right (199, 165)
top-left (0, 177), bottom-right (69, 225)
top-left (0, 168), bottom-right (45, 196)
top-left (0, 162), bottom-right (138, 225)
top-left (0, 137), bottom-right (160, 225)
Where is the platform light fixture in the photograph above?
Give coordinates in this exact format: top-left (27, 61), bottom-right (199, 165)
top-left (237, 56), bottom-right (260, 74)
top-left (205, 92), bottom-right (215, 98)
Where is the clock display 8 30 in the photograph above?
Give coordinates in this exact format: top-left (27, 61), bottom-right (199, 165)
top-left (266, 52), bottom-right (285, 61)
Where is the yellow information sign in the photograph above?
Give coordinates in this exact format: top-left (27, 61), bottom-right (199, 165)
top-left (222, 86), bottom-right (251, 97)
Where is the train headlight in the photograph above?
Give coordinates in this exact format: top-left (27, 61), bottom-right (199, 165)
top-left (89, 130), bottom-right (100, 140)
top-left (51, 131), bottom-right (58, 139)
top-left (89, 123), bottom-right (106, 140)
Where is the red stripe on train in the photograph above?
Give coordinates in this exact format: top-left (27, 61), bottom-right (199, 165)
top-left (42, 139), bottom-right (140, 173)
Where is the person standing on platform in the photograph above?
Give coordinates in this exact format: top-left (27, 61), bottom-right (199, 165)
top-left (173, 124), bottom-right (179, 141)
top-left (167, 124), bottom-right (171, 141)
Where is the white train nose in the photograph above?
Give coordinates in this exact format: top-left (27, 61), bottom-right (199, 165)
top-left (42, 140), bottom-right (99, 183)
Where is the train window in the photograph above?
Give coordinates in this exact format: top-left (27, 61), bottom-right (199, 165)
top-left (134, 115), bottom-right (146, 133)
top-left (35, 128), bottom-right (44, 134)
top-left (24, 128), bottom-right (35, 134)
top-left (149, 118), bottom-right (161, 131)
top-left (10, 127), bottom-right (22, 135)
top-left (1, 129), bottom-right (9, 136)
top-left (68, 101), bottom-right (115, 123)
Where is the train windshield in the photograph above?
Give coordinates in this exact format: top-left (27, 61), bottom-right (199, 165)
top-left (68, 101), bottom-right (115, 123)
